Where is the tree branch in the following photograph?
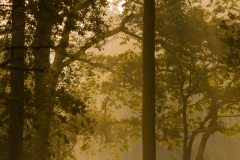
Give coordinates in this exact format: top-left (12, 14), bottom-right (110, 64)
top-left (80, 14), bottom-right (134, 51)
top-left (62, 14), bottom-right (134, 67)
top-left (76, 57), bottom-right (115, 73)
top-left (218, 115), bottom-right (240, 118)
top-left (64, 56), bottom-right (142, 92)
top-left (0, 65), bottom-right (45, 72)
top-left (122, 28), bottom-right (142, 40)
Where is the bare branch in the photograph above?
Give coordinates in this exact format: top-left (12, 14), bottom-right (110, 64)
top-left (218, 115), bottom-right (240, 118)
top-left (62, 14), bottom-right (134, 67)
top-left (0, 65), bottom-right (45, 72)
top-left (80, 14), bottom-right (134, 52)
top-left (76, 57), bottom-right (115, 73)
top-left (65, 56), bottom-right (142, 92)
top-left (122, 28), bottom-right (142, 40)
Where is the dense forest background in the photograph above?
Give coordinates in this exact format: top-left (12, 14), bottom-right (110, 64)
top-left (1, 0), bottom-right (240, 160)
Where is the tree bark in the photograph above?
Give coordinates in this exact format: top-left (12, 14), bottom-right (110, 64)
top-left (142, 0), bottom-right (156, 160)
top-left (195, 117), bottom-right (217, 160)
top-left (8, 0), bottom-right (25, 160)
top-left (31, 0), bottom-right (55, 159)
top-left (182, 98), bottom-right (190, 160)
top-left (195, 133), bottom-right (210, 160)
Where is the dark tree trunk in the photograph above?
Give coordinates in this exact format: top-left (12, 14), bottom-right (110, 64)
top-left (8, 0), bottom-right (25, 160)
top-left (142, 0), bottom-right (156, 159)
top-left (31, 0), bottom-right (55, 159)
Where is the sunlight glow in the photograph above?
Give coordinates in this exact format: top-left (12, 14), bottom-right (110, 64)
top-left (107, 0), bottom-right (114, 11)
top-left (107, 0), bottom-right (126, 14)
top-left (117, 0), bottom-right (126, 14)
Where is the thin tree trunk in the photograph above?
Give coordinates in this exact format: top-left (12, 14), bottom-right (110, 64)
top-left (195, 132), bottom-right (210, 160)
top-left (8, 0), bottom-right (25, 160)
top-left (142, 0), bottom-right (156, 159)
top-left (182, 98), bottom-right (190, 160)
top-left (195, 118), bottom-right (217, 160)
top-left (195, 98), bottom-right (218, 160)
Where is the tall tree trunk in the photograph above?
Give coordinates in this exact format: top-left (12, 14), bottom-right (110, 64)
top-left (31, 0), bottom-right (55, 159)
top-left (142, 0), bottom-right (156, 159)
top-left (8, 0), bottom-right (25, 160)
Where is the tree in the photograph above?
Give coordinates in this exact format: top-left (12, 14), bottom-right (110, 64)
top-left (142, 0), bottom-right (156, 159)
top-left (8, 0), bottom-right (25, 159)
top-left (30, 0), bottom-right (58, 159)
top-left (3, 0), bottom-right (240, 159)
top-left (108, 1), bottom-right (240, 160)
top-left (26, 0), bottom-right (123, 159)
top-left (154, 1), bottom-right (240, 160)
